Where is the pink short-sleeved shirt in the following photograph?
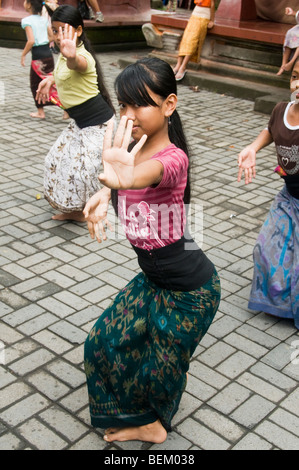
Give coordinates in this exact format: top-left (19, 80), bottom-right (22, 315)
top-left (118, 144), bottom-right (189, 250)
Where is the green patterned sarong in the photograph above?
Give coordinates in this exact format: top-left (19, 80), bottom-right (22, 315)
top-left (84, 269), bottom-right (220, 431)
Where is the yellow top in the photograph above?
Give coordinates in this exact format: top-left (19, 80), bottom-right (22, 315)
top-left (54, 44), bottom-right (99, 109)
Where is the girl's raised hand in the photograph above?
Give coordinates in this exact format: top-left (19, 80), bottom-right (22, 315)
top-left (99, 116), bottom-right (147, 189)
top-left (237, 146), bottom-right (256, 184)
top-left (59, 23), bottom-right (77, 60)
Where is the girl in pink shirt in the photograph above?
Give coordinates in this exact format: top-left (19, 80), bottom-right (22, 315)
top-left (83, 58), bottom-right (221, 444)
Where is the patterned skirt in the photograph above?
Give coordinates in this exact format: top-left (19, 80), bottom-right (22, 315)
top-left (284, 24), bottom-right (299, 51)
top-left (44, 118), bottom-right (113, 213)
top-left (248, 186), bottom-right (299, 329)
top-left (179, 12), bottom-right (210, 61)
top-left (84, 269), bottom-right (221, 431)
top-left (31, 57), bottom-right (54, 109)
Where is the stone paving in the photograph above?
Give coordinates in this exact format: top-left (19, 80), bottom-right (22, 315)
top-left (0, 45), bottom-right (299, 451)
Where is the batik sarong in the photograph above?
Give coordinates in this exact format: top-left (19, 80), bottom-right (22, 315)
top-left (31, 58), bottom-right (55, 109)
top-left (178, 7), bottom-right (210, 62)
top-left (248, 186), bottom-right (299, 329)
top-left (44, 119), bottom-right (112, 212)
top-left (84, 269), bottom-right (220, 431)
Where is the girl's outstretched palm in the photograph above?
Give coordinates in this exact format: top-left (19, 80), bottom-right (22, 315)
top-left (59, 23), bottom-right (77, 59)
top-left (238, 146), bottom-right (256, 184)
top-left (99, 116), bottom-right (147, 189)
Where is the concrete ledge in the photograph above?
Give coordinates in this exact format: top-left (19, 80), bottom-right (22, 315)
top-left (0, 8), bottom-right (153, 50)
top-left (151, 12), bottom-right (291, 46)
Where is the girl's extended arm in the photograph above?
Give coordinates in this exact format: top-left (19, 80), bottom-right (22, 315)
top-left (99, 116), bottom-right (163, 190)
top-left (237, 128), bottom-right (273, 184)
top-left (21, 26), bottom-right (35, 66)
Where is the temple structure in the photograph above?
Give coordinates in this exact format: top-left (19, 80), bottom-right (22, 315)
top-left (144, 0), bottom-right (293, 72)
top-left (0, 0), bottom-right (152, 50)
top-left (0, 0), bottom-right (295, 111)
top-left (141, 0), bottom-right (293, 112)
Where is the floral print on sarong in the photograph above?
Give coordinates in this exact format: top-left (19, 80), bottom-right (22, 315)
top-left (44, 119), bottom-right (112, 212)
top-left (249, 186), bottom-right (299, 329)
top-left (84, 269), bottom-right (220, 431)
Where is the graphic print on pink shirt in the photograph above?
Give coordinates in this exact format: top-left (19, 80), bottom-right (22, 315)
top-left (118, 144), bottom-right (189, 251)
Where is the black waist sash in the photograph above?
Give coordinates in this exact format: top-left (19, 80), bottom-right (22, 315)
top-left (132, 236), bottom-right (215, 291)
top-left (66, 94), bottom-right (114, 129)
top-left (32, 44), bottom-right (52, 60)
top-left (282, 175), bottom-right (299, 199)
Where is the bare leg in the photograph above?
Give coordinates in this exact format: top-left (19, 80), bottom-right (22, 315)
top-left (52, 211), bottom-right (86, 222)
top-left (173, 56), bottom-right (184, 75)
top-left (277, 47), bottom-right (292, 75)
top-left (86, 0), bottom-right (101, 13)
top-left (103, 420), bottom-right (167, 443)
top-left (166, 0), bottom-right (176, 12)
top-left (284, 47), bottom-right (299, 72)
top-left (176, 54), bottom-right (191, 80)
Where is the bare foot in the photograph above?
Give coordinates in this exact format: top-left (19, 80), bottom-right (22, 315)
top-left (52, 211), bottom-right (86, 222)
top-left (30, 111), bottom-right (45, 119)
top-left (62, 111), bottom-right (69, 120)
top-left (103, 419), bottom-right (167, 443)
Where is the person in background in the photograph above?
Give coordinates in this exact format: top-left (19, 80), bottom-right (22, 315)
top-left (87, 0), bottom-right (104, 22)
top-left (166, 0), bottom-right (177, 12)
top-left (173, 0), bottom-right (215, 81)
top-left (238, 60), bottom-right (299, 329)
top-left (42, 0), bottom-right (59, 53)
top-left (21, 0), bottom-right (55, 119)
top-left (277, 7), bottom-right (299, 75)
top-left (36, 5), bottom-right (114, 220)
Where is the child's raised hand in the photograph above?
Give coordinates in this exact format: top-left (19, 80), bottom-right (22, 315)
top-left (99, 116), bottom-right (147, 189)
top-left (237, 146), bottom-right (256, 184)
top-left (59, 23), bottom-right (77, 60)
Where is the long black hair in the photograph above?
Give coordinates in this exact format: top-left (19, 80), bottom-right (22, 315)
top-left (26, 0), bottom-right (43, 14)
top-left (44, 4), bottom-right (114, 112)
top-left (112, 57), bottom-right (190, 211)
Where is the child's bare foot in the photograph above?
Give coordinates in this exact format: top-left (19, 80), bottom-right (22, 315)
top-left (52, 211), bottom-right (86, 222)
top-left (103, 420), bottom-right (167, 443)
top-left (30, 110), bottom-right (45, 119)
top-left (62, 111), bottom-right (70, 120)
